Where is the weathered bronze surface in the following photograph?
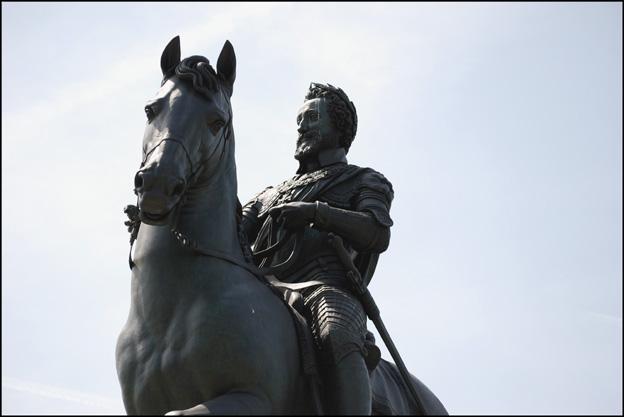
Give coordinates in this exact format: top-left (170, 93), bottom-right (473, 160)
top-left (117, 36), bottom-right (447, 415)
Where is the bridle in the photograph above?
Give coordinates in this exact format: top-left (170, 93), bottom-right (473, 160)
top-left (125, 95), bottom-right (310, 285)
top-left (140, 137), bottom-right (196, 179)
top-left (135, 96), bottom-right (233, 196)
top-left (125, 91), bottom-right (316, 291)
top-left (127, 93), bottom-right (233, 268)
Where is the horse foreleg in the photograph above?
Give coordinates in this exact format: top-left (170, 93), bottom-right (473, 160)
top-left (165, 390), bottom-right (272, 415)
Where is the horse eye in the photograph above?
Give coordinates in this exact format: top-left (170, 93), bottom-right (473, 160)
top-left (145, 106), bottom-right (155, 122)
top-left (210, 119), bottom-right (225, 134)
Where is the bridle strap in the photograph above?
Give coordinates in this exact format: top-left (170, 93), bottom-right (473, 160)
top-left (172, 226), bottom-right (326, 292)
top-left (129, 111), bottom-right (233, 269)
top-left (171, 228), bottom-right (265, 277)
top-left (141, 137), bottom-right (196, 177)
top-left (137, 99), bottom-right (233, 190)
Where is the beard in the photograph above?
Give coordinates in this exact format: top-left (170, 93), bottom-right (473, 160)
top-left (294, 130), bottom-right (321, 161)
top-left (294, 130), bottom-right (339, 161)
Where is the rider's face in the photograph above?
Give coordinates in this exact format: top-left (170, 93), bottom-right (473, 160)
top-left (294, 97), bottom-right (339, 161)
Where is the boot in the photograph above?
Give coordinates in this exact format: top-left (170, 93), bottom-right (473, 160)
top-left (323, 350), bottom-right (372, 415)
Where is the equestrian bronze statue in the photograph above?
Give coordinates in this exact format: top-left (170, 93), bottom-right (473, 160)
top-left (117, 36), bottom-right (448, 415)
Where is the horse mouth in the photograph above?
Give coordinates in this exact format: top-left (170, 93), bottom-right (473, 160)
top-left (139, 206), bottom-right (176, 226)
top-left (140, 209), bottom-right (173, 226)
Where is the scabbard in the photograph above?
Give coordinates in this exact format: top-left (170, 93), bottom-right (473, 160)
top-left (327, 233), bottom-right (427, 415)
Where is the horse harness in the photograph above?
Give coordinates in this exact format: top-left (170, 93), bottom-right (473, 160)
top-left (127, 89), bottom-right (332, 288)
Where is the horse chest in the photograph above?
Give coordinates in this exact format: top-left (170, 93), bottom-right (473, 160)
top-left (117, 296), bottom-right (263, 413)
top-left (116, 317), bottom-right (198, 412)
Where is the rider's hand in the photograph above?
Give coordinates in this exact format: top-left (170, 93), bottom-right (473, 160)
top-left (268, 202), bottom-right (316, 230)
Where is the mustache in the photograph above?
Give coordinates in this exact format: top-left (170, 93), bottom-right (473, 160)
top-left (297, 130), bottom-right (320, 143)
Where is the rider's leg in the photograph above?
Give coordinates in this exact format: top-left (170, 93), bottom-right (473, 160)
top-left (304, 285), bottom-right (372, 415)
top-left (323, 349), bottom-right (372, 414)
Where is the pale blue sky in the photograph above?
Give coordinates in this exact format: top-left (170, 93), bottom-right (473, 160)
top-left (2, 2), bottom-right (622, 415)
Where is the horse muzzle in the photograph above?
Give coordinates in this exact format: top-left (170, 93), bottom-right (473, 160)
top-left (134, 170), bottom-right (186, 226)
top-left (137, 193), bottom-right (178, 225)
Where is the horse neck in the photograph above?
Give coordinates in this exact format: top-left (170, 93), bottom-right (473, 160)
top-left (176, 137), bottom-right (243, 260)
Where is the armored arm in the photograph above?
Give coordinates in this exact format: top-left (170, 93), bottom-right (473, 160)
top-left (313, 201), bottom-right (390, 253)
top-left (315, 170), bottom-right (394, 253)
top-left (266, 169), bottom-right (394, 253)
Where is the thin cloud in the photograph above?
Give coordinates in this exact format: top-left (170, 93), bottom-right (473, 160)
top-left (587, 311), bottom-right (623, 324)
top-left (2, 3), bottom-right (280, 149)
top-left (2, 376), bottom-right (122, 413)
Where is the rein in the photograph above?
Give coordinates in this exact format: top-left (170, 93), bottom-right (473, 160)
top-left (125, 94), bottom-right (324, 292)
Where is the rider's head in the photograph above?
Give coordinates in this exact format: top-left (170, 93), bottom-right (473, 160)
top-left (294, 83), bottom-right (357, 162)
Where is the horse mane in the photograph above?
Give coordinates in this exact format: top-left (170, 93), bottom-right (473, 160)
top-left (168, 55), bottom-right (242, 255)
top-left (167, 55), bottom-right (224, 98)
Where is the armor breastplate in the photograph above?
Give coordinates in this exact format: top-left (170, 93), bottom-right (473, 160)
top-left (272, 226), bottom-right (353, 287)
top-left (247, 163), bottom-right (393, 287)
top-left (255, 167), bottom-right (360, 286)
top-left (256, 163), bottom-right (352, 219)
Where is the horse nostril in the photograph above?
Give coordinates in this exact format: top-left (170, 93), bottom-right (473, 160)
top-left (172, 180), bottom-right (185, 196)
top-left (134, 172), bottom-right (144, 189)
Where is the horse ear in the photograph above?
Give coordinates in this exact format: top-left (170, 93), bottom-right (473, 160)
top-left (161, 36), bottom-right (181, 78)
top-left (217, 40), bottom-right (236, 91)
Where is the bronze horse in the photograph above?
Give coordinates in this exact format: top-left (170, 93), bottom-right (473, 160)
top-left (116, 36), bottom-right (448, 415)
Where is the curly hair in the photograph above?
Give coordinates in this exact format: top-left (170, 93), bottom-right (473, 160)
top-left (166, 55), bottom-right (223, 98)
top-left (305, 83), bottom-right (358, 153)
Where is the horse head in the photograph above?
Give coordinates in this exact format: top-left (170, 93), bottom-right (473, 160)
top-left (134, 36), bottom-right (236, 225)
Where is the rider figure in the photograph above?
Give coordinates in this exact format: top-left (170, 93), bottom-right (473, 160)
top-left (241, 83), bottom-right (394, 414)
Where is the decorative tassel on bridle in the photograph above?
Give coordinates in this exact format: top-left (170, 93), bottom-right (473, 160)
top-left (124, 204), bottom-right (141, 269)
